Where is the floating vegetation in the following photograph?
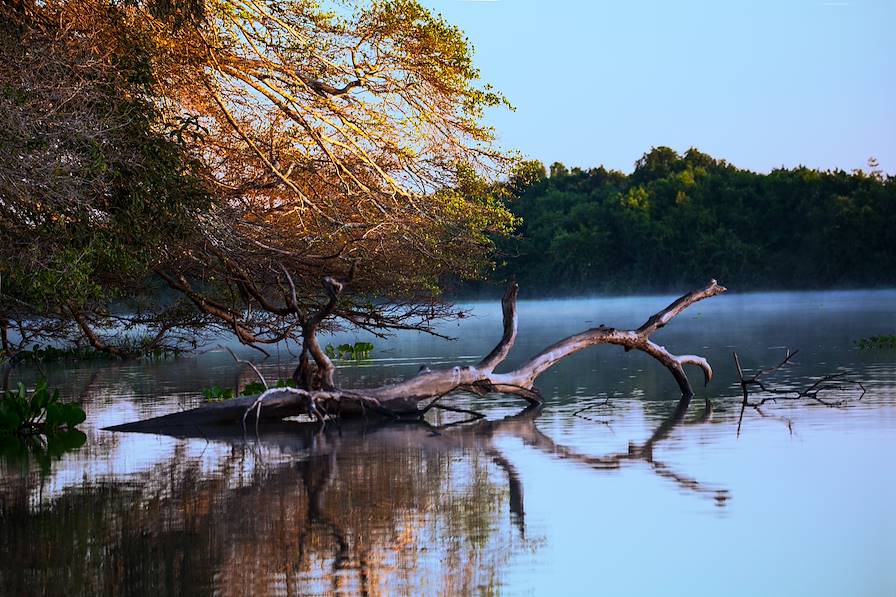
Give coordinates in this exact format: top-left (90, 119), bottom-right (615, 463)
top-left (202, 386), bottom-right (235, 402)
top-left (203, 378), bottom-right (297, 401)
top-left (325, 341), bottom-right (375, 360)
top-left (2, 340), bottom-right (180, 365)
top-left (856, 335), bottom-right (896, 350)
top-left (240, 378), bottom-right (296, 396)
top-left (3, 345), bottom-right (114, 365)
top-left (240, 381), bottom-right (266, 396)
top-left (0, 379), bottom-right (87, 471)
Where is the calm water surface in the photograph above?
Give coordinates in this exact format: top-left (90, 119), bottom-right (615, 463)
top-left (1, 290), bottom-right (895, 596)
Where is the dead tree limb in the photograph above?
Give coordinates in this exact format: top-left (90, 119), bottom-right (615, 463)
top-left (108, 280), bottom-right (726, 432)
top-left (734, 349), bottom-right (866, 436)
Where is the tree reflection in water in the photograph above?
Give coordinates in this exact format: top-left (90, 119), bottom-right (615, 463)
top-left (0, 395), bottom-right (724, 596)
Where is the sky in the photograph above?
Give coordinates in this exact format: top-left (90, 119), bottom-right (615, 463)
top-left (423, 0), bottom-right (895, 174)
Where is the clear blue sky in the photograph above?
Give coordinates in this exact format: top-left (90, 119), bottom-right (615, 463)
top-left (424, 0), bottom-right (895, 174)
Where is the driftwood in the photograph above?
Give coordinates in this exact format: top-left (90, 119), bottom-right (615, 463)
top-left (108, 280), bottom-right (726, 432)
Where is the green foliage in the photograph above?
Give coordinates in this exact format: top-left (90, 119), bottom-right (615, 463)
top-left (2, 342), bottom-right (179, 365)
top-left (0, 380), bottom-right (86, 436)
top-left (856, 335), bottom-right (896, 350)
top-left (201, 386), bottom-right (234, 402)
top-left (2, 0), bottom-right (516, 354)
top-left (3, 345), bottom-right (109, 365)
top-left (325, 341), bottom-right (375, 360)
top-left (203, 377), bottom-right (297, 400)
top-left (0, 3), bottom-right (211, 343)
top-left (239, 378), bottom-right (298, 396)
top-left (496, 147), bottom-right (896, 293)
top-left (0, 429), bottom-right (87, 474)
top-left (241, 381), bottom-right (266, 396)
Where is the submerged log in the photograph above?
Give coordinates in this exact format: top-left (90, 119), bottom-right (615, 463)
top-left (108, 280), bottom-right (726, 432)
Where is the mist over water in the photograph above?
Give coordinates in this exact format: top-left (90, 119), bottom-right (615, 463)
top-left (1, 290), bottom-right (895, 596)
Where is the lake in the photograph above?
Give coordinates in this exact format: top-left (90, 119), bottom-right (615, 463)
top-left (1, 289), bottom-right (895, 596)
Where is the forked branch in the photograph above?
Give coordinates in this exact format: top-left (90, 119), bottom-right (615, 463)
top-left (110, 280), bottom-right (727, 431)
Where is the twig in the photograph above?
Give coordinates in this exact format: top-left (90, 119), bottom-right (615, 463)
top-left (734, 349), bottom-right (866, 436)
top-left (572, 396), bottom-right (612, 419)
top-left (221, 344), bottom-right (268, 390)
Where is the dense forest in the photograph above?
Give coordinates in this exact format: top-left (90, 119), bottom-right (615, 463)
top-left (488, 148), bottom-right (895, 294)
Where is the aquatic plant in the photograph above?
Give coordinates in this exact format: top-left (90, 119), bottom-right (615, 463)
top-left (2, 341), bottom-right (180, 365)
top-left (241, 378), bottom-right (296, 396)
top-left (3, 345), bottom-right (113, 365)
top-left (325, 342), bottom-right (375, 360)
top-left (202, 386), bottom-right (235, 402)
top-left (0, 379), bottom-right (86, 435)
top-left (204, 378), bottom-right (298, 401)
top-left (856, 335), bottom-right (896, 350)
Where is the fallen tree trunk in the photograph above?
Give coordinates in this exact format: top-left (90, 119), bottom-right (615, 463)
top-left (108, 280), bottom-right (726, 432)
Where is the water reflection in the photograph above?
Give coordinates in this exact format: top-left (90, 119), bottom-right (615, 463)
top-left (1, 290), bottom-right (895, 595)
top-left (0, 395), bottom-right (727, 596)
top-left (0, 429), bottom-right (87, 474)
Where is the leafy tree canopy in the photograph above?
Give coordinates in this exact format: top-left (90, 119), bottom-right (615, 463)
top-left (0, 0), bottom-right (516, 356)
top-left (495, 148), bottom-right (895, 294)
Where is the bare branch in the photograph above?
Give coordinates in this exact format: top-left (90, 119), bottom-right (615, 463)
top-left (477, 282), bottom-right (518, 373)
top-left (221, 344), bottom-right (268, 390)
top-left (115, 281), bottom-right (727, 428)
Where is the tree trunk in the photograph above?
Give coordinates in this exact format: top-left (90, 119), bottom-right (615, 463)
top-left (0, 318), bottom-right (9, 354)
top-left (108, 280), bottom-right (726, 432)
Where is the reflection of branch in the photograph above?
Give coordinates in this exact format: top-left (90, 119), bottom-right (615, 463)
top-left (734, 350), bottom-right (866, 436)
top-left (297, 450), bottom-right (350, 579)
top-left (751, 405), bottom-right (795, 436)
top-left (487, 449), bottom-right (526, 538)
top-left (430, 404), bottom-right (485, 427)
top-left (477, 397), bottom-right (728, 506)
top-left (572, 396), bottom-right (612, 419)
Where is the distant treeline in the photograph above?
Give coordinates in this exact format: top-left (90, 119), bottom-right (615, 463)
top-left (488, 147), bottom-right (895, 294)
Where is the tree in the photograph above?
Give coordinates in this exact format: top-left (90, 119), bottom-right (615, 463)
top-left (113, 280), bottom-right (727, 428)
top-left (494, 148), bottom-right (896, 294)
top-left (0, 0), bottom-right (517, 366)
top-left (0, 0), bottom-right (212, 356)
